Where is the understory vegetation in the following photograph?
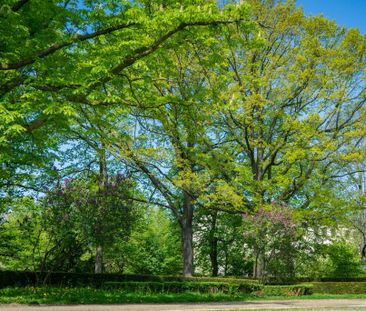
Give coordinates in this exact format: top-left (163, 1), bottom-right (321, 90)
top-left (0, 282), bottom-right (365, 305)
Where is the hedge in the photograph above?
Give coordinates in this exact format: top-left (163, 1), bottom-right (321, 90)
top-left (311, 282), bottom-right (366, 294)
top-left (103, 281), bottom-right (262, 294)
top-left (264, 277), bottom-right (366, 285)
top-left (319, 277), bottom-right (366, 282)
top-left (0, 271), bottom-right (256, 288)
top-left (258, 285), bottom-right (313, 297)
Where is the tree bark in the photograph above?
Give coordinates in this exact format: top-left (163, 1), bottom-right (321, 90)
top-left (361, 237), bottom-right (366, 265)
top-left (94, 146), bottom-right (107, 274)
top-left (210, 237), bottom-right (219, 276)
top-left (181, 192), bottom-right (194, 277)
top-left (98, 146), bottom-right (108, 188)
top-left (95, 245), bottom-right (103, 274)
top-left (209, 211), bottom-right (219, 276)
top-left (253, 250), bottom-right (264, 280)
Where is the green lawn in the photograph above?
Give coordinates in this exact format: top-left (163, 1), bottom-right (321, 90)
top-left (2, 287), bottom-right (366, 305)
top-left (0, 287), bottom-right (250, 304)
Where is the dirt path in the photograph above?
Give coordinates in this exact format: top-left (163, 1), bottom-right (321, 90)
top-left (1, 300), bottom-right (366, 311)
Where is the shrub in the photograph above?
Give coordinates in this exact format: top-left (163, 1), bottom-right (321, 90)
top-left (258, 285), bottom-right (313, 296)
top-left (326, 242), bottom-right (363, 278)
top-left (311, 282), bottom-right (366, 294)
top-left (0, 271), bottom-right (257, 288)
top-left (243, 205), bottom-right (303, 282)
top-left (103, 281), bottom-right (263, 294)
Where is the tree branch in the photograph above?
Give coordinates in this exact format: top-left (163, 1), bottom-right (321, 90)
top-left (0, 22), bottom-right (137, 70)
top-left (109, 19), bottom-right (242, 76)
top-left (11, 0), bottom-right (30, 12)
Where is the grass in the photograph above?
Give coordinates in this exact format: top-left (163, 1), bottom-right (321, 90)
top-left (0, 287), bottom-right (253, 304)
top-left (2, 287), bottom-right (366, 305)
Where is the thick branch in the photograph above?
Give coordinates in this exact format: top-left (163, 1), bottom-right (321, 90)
top-left (23, 116), bottom-right (48, 132)
top-left (109, 19), bottom-right (242, 76)
top-left (11, 0), bottom-right (30, 11)
top-left (0, 22), bottom-right (137, 70)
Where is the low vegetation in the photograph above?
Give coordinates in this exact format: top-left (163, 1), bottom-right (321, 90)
top-left (1, 283), bottom-right (366, 305)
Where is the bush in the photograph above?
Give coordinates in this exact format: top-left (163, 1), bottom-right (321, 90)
top-left (243, 206), bottom-right (302, 283)
top-left (258, 285), bottom-right (313, 296)
top-left (326, 242), bottom-right (363, 278)
top-left (103, 281), bottom-right (263, 294)
top-left (311, 282), bottom-right (366, 294)
top-left (319, 277), bottom-right (366, 282)
top-left (0, 271), bottom-right (257, 288)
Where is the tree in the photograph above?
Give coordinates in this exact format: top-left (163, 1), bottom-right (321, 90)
top-left (220, 0), bottom-right (366, 200)
top-left (122, 208), bottom-right (182, 275)
top-left (107, 11), bottom-right (254, 275)
top-left (44, 171), bottom-right (139, 273)
top-left (243, 204), bottom-right (302, 281)
top-left (194, 209), bottom-right (247, 276)
top-left (326, 241), bottom-right (363, 278)
top-left (209, 0), bottom-right (366, 277)
top-left (0, 0), bottom-right (251, 276)
top-left (0, 0), bottom-right (247, 197)
top-left (332, 160), bottom-right (366, 265)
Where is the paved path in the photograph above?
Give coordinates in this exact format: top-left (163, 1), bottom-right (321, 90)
top-left (1, 300), bottom-right (366, 311)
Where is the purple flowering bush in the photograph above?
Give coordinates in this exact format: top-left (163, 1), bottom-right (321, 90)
top-left (42, 173), bottom-right (139, 272)
top-left (243, 204), bottom-right (302, 282)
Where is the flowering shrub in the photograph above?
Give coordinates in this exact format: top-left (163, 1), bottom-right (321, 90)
top-left (243, 204), bottom-right (302, 282)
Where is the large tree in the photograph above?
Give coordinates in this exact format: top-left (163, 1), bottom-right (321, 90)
top-left (0, 0), bottom-right (246, 196)
top-left (0, 0), bottom-right (251, 276)
top-left (101, 10), bottom-right (254, 275)
top-left (202, 0), bottom-right (366, 277)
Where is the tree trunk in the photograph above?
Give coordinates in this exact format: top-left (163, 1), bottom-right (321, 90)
top-left (210, 237), bottom-right (219, 276)
top-left (358, 173), bottom-right (366, 265)
top-left (209, 211), bottom-right (219, 276)
top-left (361, 236), bottom-right (366, 265)
top-left (98, 146), bottom-right (108, 189)
top-left (94, 145), bottom-right (107, 274)
top-left (95, 245), bottom-right (103, 274)
top-left (253, 250), bottom-right (264, 280)
top-left (181, 192), bottom-right (194, 277)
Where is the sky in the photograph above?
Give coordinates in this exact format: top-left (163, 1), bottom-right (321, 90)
top-left (297, 0), bottom-right (366, 33)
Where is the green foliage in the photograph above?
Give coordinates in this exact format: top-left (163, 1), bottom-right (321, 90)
top-left (258, 285), bottom-right (313, 297)
top-left (325, 241), bottom-right (363, 278)
top-left (0, 197), bottom-right (57, 271)
top-left (311, 282), bottom-right (366, 295)
top-left (45, 173), bottom-right (139, 256)
top-left (0, 173), bottom-right (140, 273)
top-left (194, 210), bottom-right (248, 276)
top-left (0, 270), bottom-right (258, 288)
top-left (103, 281), bottom-right (262, 294)
top-left (243, 205), bottom-right (303, 281)
top-left (121, 208), bottom-right (182, 275)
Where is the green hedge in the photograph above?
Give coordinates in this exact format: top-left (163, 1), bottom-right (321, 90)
top-left (258, 285), bottom-right (313, 297)
top-left (103, 281), bottom-right (262, 294)
top-left (311, 282), bottom-right (366, 294)
top-left (297, 277), bottom-right (366, 283)
top-left (0, 271), bottom-right (256, 288)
